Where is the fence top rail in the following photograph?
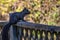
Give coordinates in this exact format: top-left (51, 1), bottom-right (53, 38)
top-left (16, 21), bottom-right (60, 32)
top-left (0, 21), bottom-right (8, 26)
top-left (0, 21), bottom-right (60, 32)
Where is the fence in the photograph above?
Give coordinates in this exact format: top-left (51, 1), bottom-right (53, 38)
top-left (0, 21), bottom-right (60, 40)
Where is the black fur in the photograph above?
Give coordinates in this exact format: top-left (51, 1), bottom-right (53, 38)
top-left (2, 8), bottom-right (30, 40)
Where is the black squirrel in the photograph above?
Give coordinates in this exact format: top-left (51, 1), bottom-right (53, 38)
top-left (2, 8), bottom-right (30, 40)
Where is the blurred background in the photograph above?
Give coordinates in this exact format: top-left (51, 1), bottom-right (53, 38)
top-left (0, 0), bottom-right (60, 40)
top-left (0, 0), bottom-right (60, 26)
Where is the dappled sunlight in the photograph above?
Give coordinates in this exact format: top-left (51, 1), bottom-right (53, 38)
top-left (0, 0), bottom-right (60, 26)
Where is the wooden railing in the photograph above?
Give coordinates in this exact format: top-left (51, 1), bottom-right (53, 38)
top-left (0, 21), bottom-right (60, 40)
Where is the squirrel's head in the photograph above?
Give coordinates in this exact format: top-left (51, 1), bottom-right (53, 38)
top-left (22, 8), bottom-right (30, 14)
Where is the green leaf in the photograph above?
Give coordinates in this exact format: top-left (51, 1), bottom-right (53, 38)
top-left (53, 12), bottom-right (59, 19)
top-left (48, 21), bottom-right (56, 25)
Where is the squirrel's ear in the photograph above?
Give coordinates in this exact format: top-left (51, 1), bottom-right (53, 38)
top-left (24, 8), bottom-right (27, 10)
top-left (23, 8), bottom-right (27, 11)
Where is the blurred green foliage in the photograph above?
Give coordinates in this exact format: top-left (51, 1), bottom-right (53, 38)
top-left (0, 0), bottom-right (60, 26)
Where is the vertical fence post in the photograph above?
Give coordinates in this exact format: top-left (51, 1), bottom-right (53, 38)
top-left (50, 31), bottom-right (54, 40)
top-left (18, 27), bottom-right (23, 40)
top-left (28, 29), bottom-right (31, 40)
top-left (45, 31), bottom-right (48, 40)
top-left (40, 30), bottom-right (43, 40)
top-left (35, 30), bottom-right (37, 40)
top-left (10, 25), bottom-right (17, 40)
top-left (57, 32), bottom-right (60, 40)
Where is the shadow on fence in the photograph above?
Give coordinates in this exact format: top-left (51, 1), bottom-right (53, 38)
top-left (0, 21), bottom-right (60, 40)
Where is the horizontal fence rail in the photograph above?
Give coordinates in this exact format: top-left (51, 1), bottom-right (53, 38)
top-left (11, 21), bottom-right (60, 40)
top-left (0, 21), bottom-right (8, 27)
top-left (0, 21), bottom-right (60, 40)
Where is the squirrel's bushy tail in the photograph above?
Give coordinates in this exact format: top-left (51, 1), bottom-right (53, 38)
top-left (2, 23), bottom-right (11, 40)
